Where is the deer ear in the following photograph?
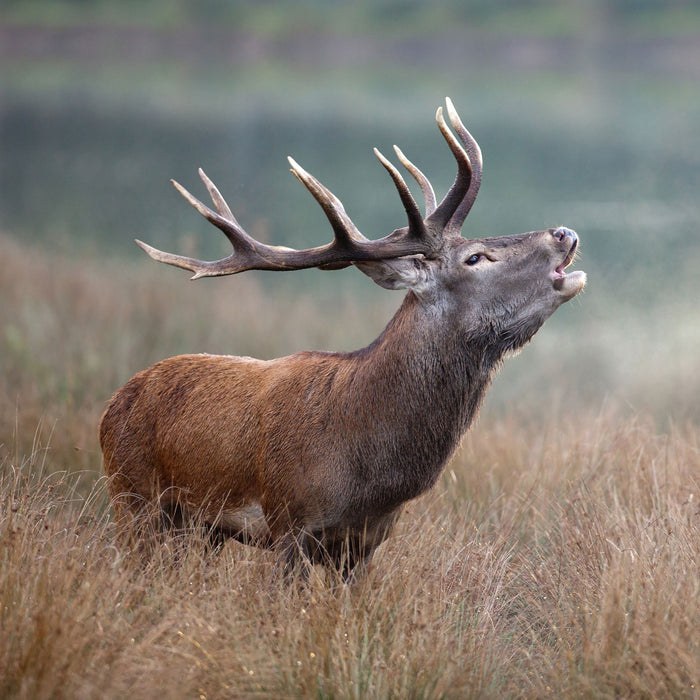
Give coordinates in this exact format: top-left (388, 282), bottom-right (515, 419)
top-left (354, 257), bottom-right (433, 291)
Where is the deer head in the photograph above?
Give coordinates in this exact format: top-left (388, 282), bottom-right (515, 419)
top-left (101, 98), bottom-right (585, 580)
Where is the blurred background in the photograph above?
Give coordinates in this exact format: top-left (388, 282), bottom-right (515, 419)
top-left (1, 0), bottom-right (699, 453)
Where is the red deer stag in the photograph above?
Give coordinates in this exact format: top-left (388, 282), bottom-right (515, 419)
top-left (100, 98), bottom-right (586, 579)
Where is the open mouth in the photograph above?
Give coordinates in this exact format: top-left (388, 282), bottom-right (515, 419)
top-left (552, 238), bottom-right (578, 279)
top-left (550, 234), bottom-right (586, 298)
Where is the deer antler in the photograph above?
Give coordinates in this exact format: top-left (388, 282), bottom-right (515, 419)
top-left (136, 98), bottom-right (483, 278)
top-left (388, 97), bottom-right (482, 236)
top-left (443, 97), bottom-right (483, 235)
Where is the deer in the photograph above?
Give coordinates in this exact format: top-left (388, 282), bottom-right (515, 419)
top-left (99, 98), bottom-right (586, 580)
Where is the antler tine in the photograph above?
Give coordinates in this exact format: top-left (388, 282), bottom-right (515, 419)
top-left (446, 98), bottom-right (482, 182)
top-left (171, 177), bottom-right (253, 250)
top-left (198, 168), bottom-right (237, 222)
top-left (287, 157), bottom-right (369, 245)
top-left (444, 97), bottom-right (483, 235)
top-left (393, 145), bottom-right (437, 215)
top-left (135, 173), bottom-right (307, 279)
top-left (425, 103), bottom-right (473, 232)
top-left (373, 148), bottom-right (426, 240)
top-left (134, 238), bottom-right (222, 280)
top-left (135, 177), bottom-right (262, 279)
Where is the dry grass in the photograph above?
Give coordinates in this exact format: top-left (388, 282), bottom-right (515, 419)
top-left (1, 235), bottom-right (698, 698)
top-left (1, 412), bottom-right (697, 699)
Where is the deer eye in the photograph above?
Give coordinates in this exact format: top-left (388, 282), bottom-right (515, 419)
top-left (465, 253), bottom-right (484, 266)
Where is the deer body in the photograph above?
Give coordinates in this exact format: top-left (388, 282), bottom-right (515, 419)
top-left (101, 292), bottom-right (487, 558)
top-left (100, 100), bottom-right (586, 576)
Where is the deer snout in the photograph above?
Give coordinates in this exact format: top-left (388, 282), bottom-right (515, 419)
top-left (552, 226), bottom-right (577, 244)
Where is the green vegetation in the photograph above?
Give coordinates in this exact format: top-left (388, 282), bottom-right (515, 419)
top-left (3, 0), bottom-right (700, 37)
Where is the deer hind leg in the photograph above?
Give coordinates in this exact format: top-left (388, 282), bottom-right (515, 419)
top-left (106, 470), bottom-right (183, 553)
top-left (107, 488), bottom-right (164, 559)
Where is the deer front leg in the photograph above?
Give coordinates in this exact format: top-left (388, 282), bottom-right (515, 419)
top-left (273, 528), bottom-right (313, 581)
top-left (325, 511), bottom-right (402, 582)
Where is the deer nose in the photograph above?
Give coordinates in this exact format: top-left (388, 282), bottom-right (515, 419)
top-left (552, 226), bottom-right (577, 243)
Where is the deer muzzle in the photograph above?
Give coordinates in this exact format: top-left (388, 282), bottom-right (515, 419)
top-left (550, 227), bottom-right (586, 298)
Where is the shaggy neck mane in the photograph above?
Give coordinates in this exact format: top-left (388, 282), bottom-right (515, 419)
top-left (339, 291), bottom-right (503, 508)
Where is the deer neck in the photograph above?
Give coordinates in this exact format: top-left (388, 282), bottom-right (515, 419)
top-left (378, 291), bottom-right (497, 418)
top-left (346, 292), bottom-right (500, 499)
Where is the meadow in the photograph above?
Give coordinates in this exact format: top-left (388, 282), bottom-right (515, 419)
top-left (0, 234), bottom-right (698, 699)
top-left (2, 4), bottom-right (700, 695)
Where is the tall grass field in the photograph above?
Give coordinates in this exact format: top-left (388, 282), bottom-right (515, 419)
top-left (1, 235), bottom-right (698, 698)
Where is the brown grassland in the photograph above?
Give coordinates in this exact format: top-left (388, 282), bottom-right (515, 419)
top-left (0, 234), bottom-right (698, 698)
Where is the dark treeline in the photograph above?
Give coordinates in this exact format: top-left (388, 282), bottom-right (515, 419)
top-left (3, 0), bottom-right (700, 35)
